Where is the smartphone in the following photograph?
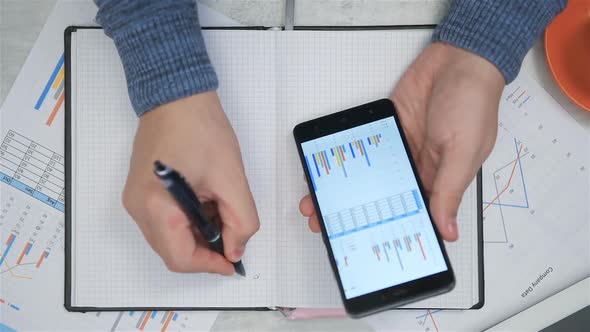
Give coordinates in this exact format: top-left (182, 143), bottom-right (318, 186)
top-left (293, 99), bottom-right (455, 317)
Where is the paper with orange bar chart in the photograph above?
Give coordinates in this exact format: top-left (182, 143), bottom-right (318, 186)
top-left (0, 2), bottom-right (110, 331)
top-left (0, 1), bottom-right (220, 331)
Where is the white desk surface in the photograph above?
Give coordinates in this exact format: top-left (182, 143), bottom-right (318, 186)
top-left (1, 1), bottom-right (588, 331)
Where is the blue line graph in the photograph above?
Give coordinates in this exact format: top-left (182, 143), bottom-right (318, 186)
top-left (483, 138), bottom-right (530, 209)
top-left (415, 309), bottom-right (442, 320)
top-left (516, 138), bottom-right (530, 207)
top-left (415, 309), bottom-right (442, 330)
top-left (485, 201), bottom-right (528, 209)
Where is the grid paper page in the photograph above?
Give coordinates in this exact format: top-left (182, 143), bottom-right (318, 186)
top-left (73, 30), bottom-right (279, 307)
top-left (72, 29), bottom-right (480, 309)
top-left (276, 30), bottom-right (479, 308)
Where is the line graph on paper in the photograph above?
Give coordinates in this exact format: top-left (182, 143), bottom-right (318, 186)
top-left (483, 139), bottom-right (530, 211)
top-left (482, 77), bottom-right (587, 249)
top-left (415, 309), bottom-right (442, 332)
top-left (483, 137), bottom-right (532, 246)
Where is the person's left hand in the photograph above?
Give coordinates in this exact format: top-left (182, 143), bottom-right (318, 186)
top-left (299, 42), bottom-right (504, 241)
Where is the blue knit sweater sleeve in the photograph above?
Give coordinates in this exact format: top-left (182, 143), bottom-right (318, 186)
top-left (433, 0), bottom-right (567, 83)
top-left (94, 0), bottom-right (218, 116)
top-left (95, 1), bottom-right (566, 117)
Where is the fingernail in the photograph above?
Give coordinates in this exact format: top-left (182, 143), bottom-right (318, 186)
top-left (447, 218), bottom-right (457, 236)
top-left (233, 246), bottom-right (245, 260)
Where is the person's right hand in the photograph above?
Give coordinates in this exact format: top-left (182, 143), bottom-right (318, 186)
top-left (299, 43), bottom-right (504, 241)
top-left (122, 91), bottom-right (260, 275)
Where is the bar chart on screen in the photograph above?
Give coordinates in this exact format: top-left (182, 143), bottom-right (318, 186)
top-left (331, 208), bottom-right (446, 297)
top-left (305, 133), bottom-right (384, 189)
top-left (301, 117), bottom-right (449, 298)
top-left (372, 233), bottom-right (427, 262)
top-left (369, 232), bottom-right (428, 272)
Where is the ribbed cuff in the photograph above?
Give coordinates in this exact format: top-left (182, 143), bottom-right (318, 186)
top-left (97, 1), bottom-right (218, 116)
top-left (433, 0), bottom-right (566, 83)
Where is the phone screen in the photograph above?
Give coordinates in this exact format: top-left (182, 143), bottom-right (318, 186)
top-left (301, 116), bottom-right (448, 299)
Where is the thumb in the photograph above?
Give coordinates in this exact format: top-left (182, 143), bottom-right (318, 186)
top-left (428, 144), bottom-right (479, 242)
top-left (212, 173), bottom-right (260, 262)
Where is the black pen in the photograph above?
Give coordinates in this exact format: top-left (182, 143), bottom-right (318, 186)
top-left (153, 160), bottom-right (246, 277)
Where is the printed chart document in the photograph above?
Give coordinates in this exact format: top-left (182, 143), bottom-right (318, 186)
top-left (2, 2), bottom-right (586, 329)
top-left (363, 72), bottom-right (589, 332)
top-left (0, 1), bottom-right (244, 331)
top-left (66, 28), bottom-right (483, 310)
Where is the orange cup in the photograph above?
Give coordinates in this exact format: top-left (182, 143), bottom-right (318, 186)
top-left (545, 0), bottom-right (590, 111)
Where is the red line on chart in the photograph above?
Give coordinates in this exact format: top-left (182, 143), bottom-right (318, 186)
top-left (140, 311), bottom-right (152, 330)
top-left (16, 246), bottom-right (27, 265)
top-left (483, 143), bottom-right (524, 212)
top-left (161, 311), bottom-right (175, 332)
top-left (36, 250), bottom-right (49, 268)
top-left (46, 91), bottom-right (65, 126)
top-left (427, 310), bottom-right (439, 332)
top-left (16, 242), bottom-right (32, 265)
top-left (415, 233), bottom-right (426, 260)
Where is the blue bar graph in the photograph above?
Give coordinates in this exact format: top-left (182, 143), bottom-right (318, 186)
top-left (337, 148), bottom-right (348, 178)
top-left (383, 242), bottom-right (391, 262)
top-left (0, 234), bottom-right (16, 266)
top-left (360, 139), bottom-right (371, 167)
top-left (304, 133), bottom-right (380, 180)
top-left (35, 54), bottom-right (64, 110)
top-left (394, 242), bottom-right (404, 270)
top-left (312, 154), bottom-right (320, 177)
top-left (305, 155), bottom-right (317, 191)
top-left (349, 143), bottom-right (356, 158)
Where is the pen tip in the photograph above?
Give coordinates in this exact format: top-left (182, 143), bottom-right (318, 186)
top-left (154, 160), bottom-right (172, 177)
top-left (234, 261), bottom-right (246, 277)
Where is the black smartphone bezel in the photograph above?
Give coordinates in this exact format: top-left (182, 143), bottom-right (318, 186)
top-left (293, 99), bottom-right (455, 318)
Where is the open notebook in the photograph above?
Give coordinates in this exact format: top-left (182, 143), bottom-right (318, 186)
top-left (66, 27), bottom-right (483, 311)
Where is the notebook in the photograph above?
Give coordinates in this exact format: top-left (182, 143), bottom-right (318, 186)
top-left (65, 27), bottom-right (483, 311)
